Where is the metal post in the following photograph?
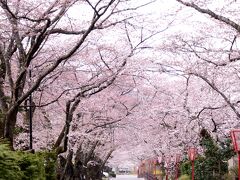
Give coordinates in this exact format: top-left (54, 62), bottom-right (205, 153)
top-left (175, 163), bottom-right (178, 180)
top-left (191, 160), bottom-right (194, 180)
top-left (161, 162), bottom-right (164, 180)
top-left (29, 69), bottom-right (33, 150)
top-left (166, 167), bottom-right (168, 180)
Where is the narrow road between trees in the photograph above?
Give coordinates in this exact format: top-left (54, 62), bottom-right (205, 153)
top-left (111, 174), bottom-right (144, 180)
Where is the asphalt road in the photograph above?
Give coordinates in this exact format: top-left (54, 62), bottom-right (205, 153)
top-left (112, 175), bottom-right (144, 180)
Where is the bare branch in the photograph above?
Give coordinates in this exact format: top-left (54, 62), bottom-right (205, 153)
top-left (48, 28), bottom-right (86, 35)
top-left (190, 72), bottom-right (240, 119)
top-left (176, 0), bottom-right (240, 32)
top-left (15, 14), bottom-right (100, 107)
top-left (195, 105), bottom-right (227, 119)
top-left (181, 39), bottom-right (227, 66)
top-left (85, 118), bottom-right (122, 133)
top-left (98, 49), bottom-right (113, 72)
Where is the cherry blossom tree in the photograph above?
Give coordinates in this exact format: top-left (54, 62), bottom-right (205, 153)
top-left (126, 0), bottom-right (240, 158)
top-left (0, 0), bottom-right (161, 150)
top-left (168, 0), bottom-right (240, 134)
top-left (3, 0), bottom-right (239, 174)
top-left (108, 1), bottom-right (240, 165)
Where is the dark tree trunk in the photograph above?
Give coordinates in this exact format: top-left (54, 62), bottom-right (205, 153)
top-left (60, 150), bottom-right (74, 180)
top-left (57, 155), bottom-right (67, 180)
top-left (73, 160), bottom-right (84, 180)
top-left (0, 88), bottom-right (8, 138)
top-left (4, 107), bottom-right (18, 148)
top-left (0, 117), bottom-right (4, 138)
top-left (73, 145), bottom-right (84, 180)
top-left (56, 143), bottom-right (114, 180)
top-left (86, 161), bottom-right (101, 180)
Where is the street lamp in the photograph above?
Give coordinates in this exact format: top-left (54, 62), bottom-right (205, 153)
top-left (188, 147), bottom-right (197, 180)
top-left (28, 69), bottom-right (33, 150)
top-left (175, 154), bottom-right (181, 180)
top-left (230, 129), bottom-right (240, 180)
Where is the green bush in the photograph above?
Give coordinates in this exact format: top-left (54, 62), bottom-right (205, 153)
top-left (180, 160), bottom-right (191, 175)
top-left (0, 142), bottom-right (56, 180)
top-left (40, 151), bottom-right (57, 180)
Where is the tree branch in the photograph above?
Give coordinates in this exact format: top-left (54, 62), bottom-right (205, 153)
top-left (190, 72), bottom-right (240, 119)
top-left (176, 0), bottom-right (240, 32)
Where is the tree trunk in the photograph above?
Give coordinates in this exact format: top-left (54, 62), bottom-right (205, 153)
top-left (4, 107), bottom-right (18, 148)
top-left (0, 88), bottom-right (8, 138)
top-left (0, 115), bottom-right (4, 138)
top-left (60, 150), bottom-right (74, 180)
top-left (73, 143), bottom-right (84, 180)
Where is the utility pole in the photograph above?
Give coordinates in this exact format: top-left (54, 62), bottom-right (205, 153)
top-left (29, 69), bottom-right (33, 150)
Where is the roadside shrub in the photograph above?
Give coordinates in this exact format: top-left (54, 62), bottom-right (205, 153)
top-left (0, 141), bottom-right (56, 180)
